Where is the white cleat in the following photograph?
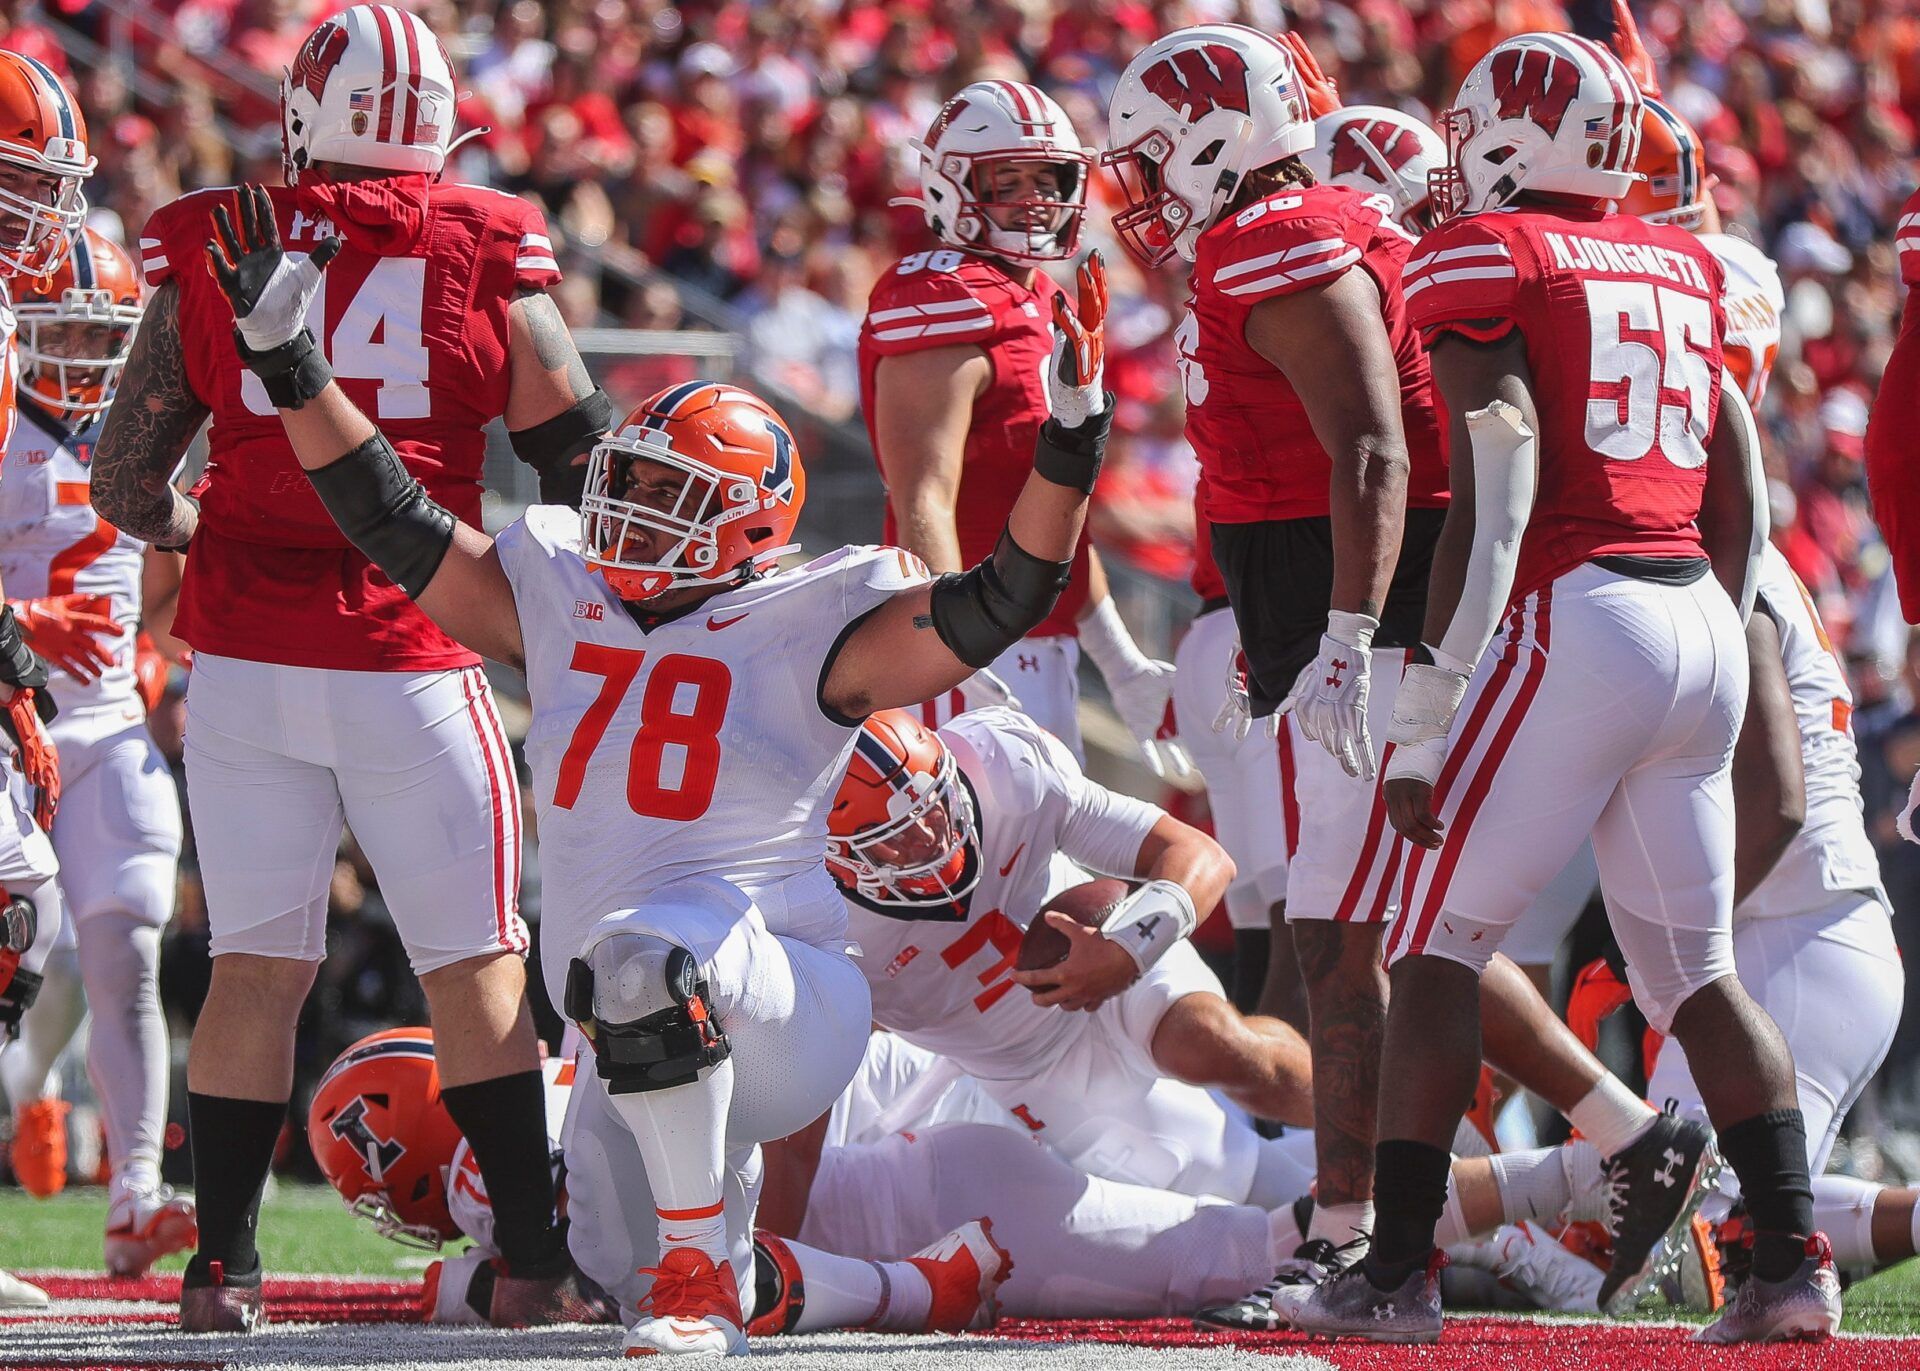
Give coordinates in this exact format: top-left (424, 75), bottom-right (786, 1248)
top-left (625, 1247), bottom-right (748, 1358)
top-left (105, 1184), bottom-right (198, 1279)
top-left (907, 1218), bottom-right (1014, 1332)
top-left (1482, 1223), bottom-right (1604, 1313)
top-left (0, 1270), bottom-right (49, 1310)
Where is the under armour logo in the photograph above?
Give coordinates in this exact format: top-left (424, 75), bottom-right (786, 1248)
top-left (1655, 1148), bottom-right (1684, 1187)
top-left (1326, 657), bottom-right (1348, 688)
top-left (1018, 654), bottom-right (1038, 672)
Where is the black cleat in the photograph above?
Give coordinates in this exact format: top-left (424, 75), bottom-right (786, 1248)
top-left (1597, 1110), bottom-right (1715, 1312)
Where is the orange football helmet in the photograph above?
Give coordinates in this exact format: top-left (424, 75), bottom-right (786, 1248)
top-left (1619, 97), bottom-right (1708, 230)
top-left (15, 227), bottom-right (142, 422)
top-left (0, 52), bottom-right (92, 279)
top-left (308, 1027), bottom-right (464, 1249)
top-left (826, 710), bottom-right (980, 914)
top-left (581, 381), bottom-right (806, 602)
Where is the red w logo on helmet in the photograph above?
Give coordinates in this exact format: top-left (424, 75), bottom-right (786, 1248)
top-left (1142, 46), bottom-right (1251, 123)
top-left (1490, 46), bottom-right (1580, 137)
top-left (1330, 121), bottom-right (1422, 179)
top-left (290, 21), bottom-right (349, 102)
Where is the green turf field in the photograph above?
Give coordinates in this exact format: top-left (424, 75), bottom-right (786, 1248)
top-left (9, 1182), bottom-right (1920, 1335)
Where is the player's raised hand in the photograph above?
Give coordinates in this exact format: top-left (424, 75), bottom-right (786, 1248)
top-left (1609, 0), bottom-right (1662, 98)
top-left (1280, 31), bottom-right (1341, 117)
top-left (207, 183), bottom-right (342, 352)
top-left (1046, 250), bottom-right (1109, 431)
top-left (11, 595), bottom-right (123, 684)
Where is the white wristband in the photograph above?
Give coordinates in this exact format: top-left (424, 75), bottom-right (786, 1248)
top-left (1325, 609), bottom-right (1379, 651)
top-left (1099, 879), bottom-right (1198, 975)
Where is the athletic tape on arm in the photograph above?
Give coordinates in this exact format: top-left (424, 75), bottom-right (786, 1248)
top-left (1436, 400), bottom-right (1537, 671)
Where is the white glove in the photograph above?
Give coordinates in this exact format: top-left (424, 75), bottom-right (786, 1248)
top-left (1899, 766), bottom-right (1920, 845)
top-left (1384, 660), bottom-right (1471, 787)
top-left (209, 184), bottom-right (339, 352)
top-left (1280, 610), bottom-right (1379, 780)
top-left (1079, 596), bottom-right (1191, 778)
top-left (1212, 635), bottom-right (1278, 742)
top-left (958, 666), bottom-right (1022, 712)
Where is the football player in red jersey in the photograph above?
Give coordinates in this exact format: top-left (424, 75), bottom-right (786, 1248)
top-left (1105, 22), bottom-right (1446, 1313)
top-left (860, 79), bottom-right (1187, 776)
top-left (198, 169), bottom-right (1112, 1354)
top-left (1292, 34), bottom-right (1836, 1344)
top-left (89, 4), bottom-right (612, 1333)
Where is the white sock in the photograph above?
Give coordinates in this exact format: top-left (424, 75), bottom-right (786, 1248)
top-left (1489, 1145), bottom-right (1578, 1227)
top-left (1565, 1076), bottom-right (1657, 1158)
top-left (1810, 1174), bottom-right (1882, 1268)
top-left (607, 1057), bottom-right (735, 1269)
top-left (1559, 1140), bottom-right (1610, 1224)
top-left (1436, 1176), bottom-right (1474, 1247)
top-left (1270, 1200), bottom-right (1310, 1263)
top-left (1307, 1199), bottom-right (1374, 1256)
top-left (779, 1240), bottom-right (932, 1332)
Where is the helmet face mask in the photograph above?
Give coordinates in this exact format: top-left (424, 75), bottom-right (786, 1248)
top-left (914, 80), bottom-right (1093, 265)
top-left (15, 227), bottom-right (142, 422)
top-left (581, 383), bottom-right (806, 604)
top-left (827, 743), bottom-right (980, 911)
top-left (0, 53), bottom-right (93, 280)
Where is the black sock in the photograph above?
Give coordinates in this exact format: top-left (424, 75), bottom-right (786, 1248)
top-left (441, 1070), bottom-right (565, 1273)
top-left (1716, 1109), bottom-right (1813, 1282)
top-left (1231, 929), bottom-right (1270, 1015)
top-left (1367, 1139), bottom-right (1452, 1277)
top-left (185, 1092), bottom-right (286, 1282)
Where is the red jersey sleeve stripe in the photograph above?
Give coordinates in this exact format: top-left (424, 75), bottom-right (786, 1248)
top-left (1216, 245), bottom-right (1362, 297)
top-left (1402, 265), bottom-right (1519, 301)
top-left (871, 315), bottom-right (995, 342)
top-left (1404, 242), bottom-right (1512, 275)
top-left (1214, 236), bottom-right (1350, 283)
top-left (868, 299), bottom-right (993, 325)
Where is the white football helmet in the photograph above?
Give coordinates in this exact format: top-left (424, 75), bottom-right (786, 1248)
top-left (1301, 106), bottom-right (1445, 233)
top-left (1430, 32), bottom-right (1644, 222)
top-left (1104, 24), bottom-right (1313, 266)
top-left (911, 80), bottom-right (1093, 263)
top-left (282, 4), bottom-right (458, 184)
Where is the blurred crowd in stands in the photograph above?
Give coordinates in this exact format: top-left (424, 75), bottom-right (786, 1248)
top-left (14, 0), bottom-right (1920, 1170)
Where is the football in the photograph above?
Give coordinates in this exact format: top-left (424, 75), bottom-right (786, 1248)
top-left (1016, 876), bottom-right (1133, 972)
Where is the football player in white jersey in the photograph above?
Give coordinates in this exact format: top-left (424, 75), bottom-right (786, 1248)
top-left (202, 186), bottom-right (1112, 1358)
top-left (826, 704), bottom-right (1320, 1205)
top-left (0, 226), bottom-right (192, 1278)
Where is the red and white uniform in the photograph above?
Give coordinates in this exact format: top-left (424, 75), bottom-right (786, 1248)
top-left (842, 707), bottom-right (1310, 1206)
top-left (496, 506), bottom-right (927, 1314)
top-left (1171, 516), bottom-right (1290, 929)
top-left (1648, 545), bottom-right (1901, 1168)
top-left (1700, 232), bottom-right (1782, 407)
top-left (1181, 184), bottom-right (1447, 526)
top-left (1865, 186), bottom-right (1920, 620)
top-left (140, 178), bottom-right (549, 973)
top-left (858, 250), bottom-right (1090, 752)
top-left (1180, 183), bottom-right (1447, 927)
top-left (1387, 207), bottom-right (1743, 1034)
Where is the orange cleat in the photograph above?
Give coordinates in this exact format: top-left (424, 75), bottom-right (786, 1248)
top-left (908, 1218), bottom-right (1014, 1333)
top-left (626, 1246), bottom-right (746, 1357)
top-left (10, 1099), bottom-right (70, 1197)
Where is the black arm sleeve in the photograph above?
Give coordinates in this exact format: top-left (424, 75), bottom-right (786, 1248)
top-left (927, 528), bottom-right (1072, 668)
top-left (304, 432), bottom-right (457, 600)
top-left (509, 387), bottom-right (614, 509)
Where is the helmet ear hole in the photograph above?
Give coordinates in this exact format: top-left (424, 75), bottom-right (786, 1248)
top-left (1193, 139), bottom-right (1226, 167)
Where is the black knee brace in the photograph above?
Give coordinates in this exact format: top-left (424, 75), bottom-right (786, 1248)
top-left (0, 892), bottom-right (42, 1039)
top-left (564, 948), bottom-right (731, 1095)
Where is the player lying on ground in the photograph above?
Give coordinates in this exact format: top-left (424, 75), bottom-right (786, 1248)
top-left (203, 180), bottom-right (1113, 1358)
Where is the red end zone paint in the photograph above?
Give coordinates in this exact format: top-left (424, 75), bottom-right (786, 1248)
top-left (997, 1316), bottom-right (1912, 1369)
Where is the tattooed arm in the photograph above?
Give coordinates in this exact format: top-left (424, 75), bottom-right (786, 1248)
top-left (91, 279), bottom-right (209, 548)
top-left (505, 286), bottom-right (607, 507)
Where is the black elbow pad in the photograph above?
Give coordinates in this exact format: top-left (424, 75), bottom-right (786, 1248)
top-left (510, 388), bottom-right (614, 509)
top-left (927, 529), bottom-right (1072, 668)
top-left (306, 433), bottom-right (457, 599)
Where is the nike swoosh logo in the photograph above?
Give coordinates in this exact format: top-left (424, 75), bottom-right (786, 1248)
top-left (706, 613), bottom-right (749, 631)
top-left (999, 842), bottom-right (1026, 878)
